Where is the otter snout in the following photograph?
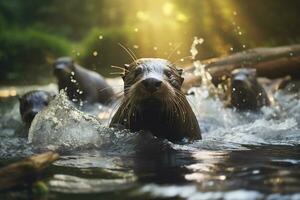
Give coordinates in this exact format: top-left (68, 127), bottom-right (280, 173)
top-left (142, 78), bottom-right (162, 93)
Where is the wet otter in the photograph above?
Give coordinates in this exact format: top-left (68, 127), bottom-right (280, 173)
top-left (110, 58), bottom-right (201, 142)
top-left (228, 68), bottom-right (270, 110)
top-left (19, 90), bottom-right (55, 128)
top-left (53, 57), bottom-right (115, 105)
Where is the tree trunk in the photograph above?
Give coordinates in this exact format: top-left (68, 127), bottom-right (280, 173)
top-left (183, 44), bottom-right (300, 90)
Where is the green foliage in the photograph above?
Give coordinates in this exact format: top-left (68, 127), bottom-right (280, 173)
top-left (0, 15), bottom-right (5, 29)
top-left (0, 0), bottom-right (300, 84)
top-left (78, 27), bottom-right (134, 77)
top-left (0, 29), bottom-right (71, 84)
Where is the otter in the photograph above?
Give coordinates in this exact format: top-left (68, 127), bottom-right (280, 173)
top-left (227, 68), bottom-right (270, 111)
top-left (19, 90), bottom-right (55, 128)
top-left (53, 57), bottom-right (115, 105)
top-left (110, 58), bottom-right (201, 142)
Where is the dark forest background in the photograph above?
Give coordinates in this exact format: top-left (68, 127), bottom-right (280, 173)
top-left (1, 0), bottom-right (300, 84)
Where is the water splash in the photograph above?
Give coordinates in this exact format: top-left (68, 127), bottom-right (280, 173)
top-left (1, 81), bottom-right (300, 198)
top-left (29, 91), bottom-right (110, 150)
top-left (190, 37), bottom-right (220, 97)
top-left (185, 83), bottom-right (300, 147)
top-left (28, 90), bottom-right (152, 153)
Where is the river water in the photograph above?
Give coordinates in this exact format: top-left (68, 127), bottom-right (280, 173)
top-left (0, 80), bottom-right (300, 200)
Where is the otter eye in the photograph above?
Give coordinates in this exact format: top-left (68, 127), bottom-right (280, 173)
top-left (134, 67), bottom-right (143, 77)
top-left (165, 70), bottom-right (172, 78)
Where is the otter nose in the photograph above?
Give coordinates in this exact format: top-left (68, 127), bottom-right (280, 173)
top-left (142, 78), bottom-right (162, 93)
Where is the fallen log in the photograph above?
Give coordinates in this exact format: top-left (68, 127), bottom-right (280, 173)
top-left (183, 44), bottom-right (300, 90)
top-left (0, 151), bottom-right (59, 191)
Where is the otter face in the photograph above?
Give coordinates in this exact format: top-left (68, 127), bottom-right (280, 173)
top-left (230, 68), bottom-right (268, 110)
top-left (123, 58), bottom-right (184, 102)
top-left (111, 58), bottom-right (201, 141)
top-left (19, 90), bottom-right (54, 127)
top-left (53, 57), bottom-right (75, 78)
top-left (231, 68), bottom-right (256, 93)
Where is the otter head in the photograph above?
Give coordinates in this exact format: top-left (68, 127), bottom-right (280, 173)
top-left (231, 68), bottom-right (257, 92)
top-left (53, 57), bottom-right (76, 79)
top-left (110, 58), bottom-right (202, 141)
top-left (230, 68), bottom-right (268, 110)
top-left (19, 90), bottom-right (55, 127)
top-left (122, 58), bottom-right (184, 104)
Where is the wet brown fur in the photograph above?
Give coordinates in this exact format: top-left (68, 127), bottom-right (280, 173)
top-left (110, 58), bottom-right (201, 142)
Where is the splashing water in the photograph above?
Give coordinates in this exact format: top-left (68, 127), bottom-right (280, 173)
top-left (190, 37), bottom-right (220, 97)
top-left (1, 82), bottom-right (300, 199)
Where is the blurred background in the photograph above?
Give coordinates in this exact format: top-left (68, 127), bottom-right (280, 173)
top-left (0, 0), bottom-right (300, 85)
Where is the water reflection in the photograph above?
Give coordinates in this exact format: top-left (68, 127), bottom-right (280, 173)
top-left (1, 82), bottom-right (300, 200)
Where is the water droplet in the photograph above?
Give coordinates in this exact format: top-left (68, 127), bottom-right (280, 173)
top-left (242, 45), bottom-right (246, 48)
top-left (176, 50), bottom-right (181, 55)
top-left (230, 47), bottom-right (234, 51)
top-left (133, 45), bottom-right (139, 49)
top-left (190, 37), bottom-right (204, 59)
top-left (98, 35), bottom-right (103, 40)
top-left (289, 52), bottom-right (294, 56)
top-left (71, 71), bottom-right (75, 76)
top-left (93, 51), bottom-right (98, 56)
top-left (238, 31), bottom-right (242, 36)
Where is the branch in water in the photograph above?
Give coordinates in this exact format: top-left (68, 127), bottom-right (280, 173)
top-left (0, 151), bottom-right (59, 191)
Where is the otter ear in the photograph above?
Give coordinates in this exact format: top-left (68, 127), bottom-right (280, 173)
top-left (177, 68), bottom-right (183, 76)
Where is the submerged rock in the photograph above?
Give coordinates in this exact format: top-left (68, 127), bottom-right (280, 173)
top-left (28, 91), bottom-right (116, 151)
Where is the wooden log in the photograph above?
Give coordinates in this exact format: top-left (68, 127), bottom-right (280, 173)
top-left (0, 151), bottom-right (59, 191)
top-left (183, 44), bottom-right (300, 89)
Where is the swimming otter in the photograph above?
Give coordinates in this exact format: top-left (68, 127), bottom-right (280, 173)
top-left (19, 90), bottom-right (55, 128)
top-left (110, 58), bottom-right (201, 142)
top-left (53, 57), bottom-right (115, 105)
top-left (228, 68), bottom-right (270, 110)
